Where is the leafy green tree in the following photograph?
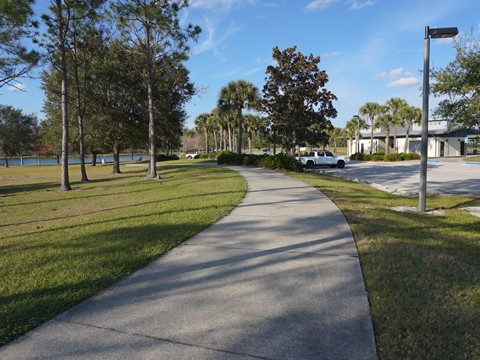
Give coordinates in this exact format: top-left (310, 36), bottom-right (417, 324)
top-left (431, 29), bottom-right (480, 128)
top-left (65, 0), bottom-right (106, 181)
top-left (91, 41), bottom-right (147, 174)
top-left (359, 101), bottom-right (382, 154)
top-left (112, 0), bottom-right (200, 179)
top-left (0, 105), bottom-right (38, 167)
top-left (0, 0), bottom-right (40, 89)
top-left (42, 0), bottom-right (74, 190)
top-left (153, 54), bottom-right (195, 154)
top-left (262, 46), bottom-right (337, 154)
top-left (218, 80), bottom-right (260, 154)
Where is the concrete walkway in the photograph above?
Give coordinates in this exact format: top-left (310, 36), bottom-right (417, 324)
top-left (0, 167), bottom-right (377, 360)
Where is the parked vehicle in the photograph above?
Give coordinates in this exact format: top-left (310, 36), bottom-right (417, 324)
top-left (185, 150), bottom-right (198, 159)
top-left (295, 151), bottom-right (347, 169)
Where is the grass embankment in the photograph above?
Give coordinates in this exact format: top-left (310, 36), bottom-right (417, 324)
top-left (0, 163), bottom-right (246, 346)
top-left (294, 172), bottom-right (480, 359)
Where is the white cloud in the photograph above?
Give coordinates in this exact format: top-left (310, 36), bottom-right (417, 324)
top-left (434, 37), bottom-right (455, 45)
top-left (306, 0), bottom-right (374, 11)
top-left (244, 67), bottom-right (262, 76)
top-left (190, 0), bottom-right (256, 9)
top-left (374, 67), bottom-right (404, 79)
top-left (375, 67), bottom-right (420, 88)
top-left (7, 83), bottom-right (27, 92)
top-left (192, 18), bottom-right (242, 58)
top-left (347, 0), bottom-right (375, 11)
top-left (322, 50), bottom-right (342, 58)
top-left (305, 0), bottom-right (339, 11)
top-left (387, 77), bottom-right (420, 88)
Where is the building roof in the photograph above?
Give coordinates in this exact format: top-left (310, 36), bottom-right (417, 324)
top-left (360, 119), bottom-right (479, 139)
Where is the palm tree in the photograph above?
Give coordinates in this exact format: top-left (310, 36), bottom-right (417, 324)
top-left (386, 98), bottom-right (408, 153)
top-left (401, 105), bottom-right (422, 153)
top-left (218, 80), bottom-right (261, 154)
top-left (375, 112), bottom-right (393, 154)
top-left (344, 119), bottom-right (357, 155)
top-left (329, 127), bottom-right (343, 153)
top-left (195, 113), bottom-right (210, 153)
top-left (359, 101), bottom-right (382, 154)
top-left (243, 114), bottom-right (262, 154)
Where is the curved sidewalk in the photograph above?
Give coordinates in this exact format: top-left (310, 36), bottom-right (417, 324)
top-left (0, 167), bottom-right (377, 360)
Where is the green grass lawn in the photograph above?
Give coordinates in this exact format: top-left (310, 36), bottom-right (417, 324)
top-left (293, 172), bottom-right (480, 360)
top-left (0, 163), bottom-right (246, 346)
top-left (466, 155), bottom-right (480, 162)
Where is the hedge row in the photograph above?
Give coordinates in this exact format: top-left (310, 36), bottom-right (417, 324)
top-left (350, 152), bottom-right (421, 161)
top-left (156, 154), bottom-right (179, 161)
top-left (216, 151), bottom-right (304, 172)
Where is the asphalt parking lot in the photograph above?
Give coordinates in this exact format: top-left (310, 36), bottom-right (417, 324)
top-left (313, 158), bottom-right (480, 196)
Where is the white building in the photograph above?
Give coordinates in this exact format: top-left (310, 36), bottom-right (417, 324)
top-left (349, 120), bottom-right (479, 157)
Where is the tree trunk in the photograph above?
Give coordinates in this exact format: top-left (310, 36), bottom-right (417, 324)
top-left (232, 127), bottom-right (236, 152)
top-left (370, 117), bottom-right (374, 154)
top-left (404, 126), bottom-right (410, 153)
top-left (213, 129), bottom-right (218, 152)
top-left (57, 0), bottom-right (71, 191)
top-left (224, 128), bottom-right (228, 150)
top-left (237, 108), bottom-right (243, 154)
top-left (385, 129), bottom-right (390, 154)
top-left (4, 157), bottom-right (8, 168)
top-left (393, 127), bottom-right (398, 153)
top-left (20, 155), bottom-right (24, 166)
top-left (146, 29), bottom-right (158, 179)
top-left (91, 152), bottom-right (98, 166)
top-left (228, 124), bottom-right (232, 151)
top-left (205, 129), bottom-right (209, 153)
top-left (248, 131), bottom-right (252, 154)
top-left (75, 68), bottom-right (88, 182)
top-left (112, 143), bottom-right (121, 174)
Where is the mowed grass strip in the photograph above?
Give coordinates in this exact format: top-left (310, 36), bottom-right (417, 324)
top-left (293, 172), bottom-right (480, 360)
top-left (0, 163), bottom-right (246, 346)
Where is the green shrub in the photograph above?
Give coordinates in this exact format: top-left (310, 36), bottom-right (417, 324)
top-left (217, 151), bottom-right (243, 165)
top-left (405, 152), bottom-right (421, 160)
top-left (194, 153), bottom-right (216, 159)
top-left (384, 153), bottom-right (401, 161)
top-left (371, 154), bottom-right (384, 161)
top-left (156, 154), bottom-right (179, 162)
top-left (374, 152), bottom-right (385, 156)
top-left (260, 153), bottom-right (303, 172)
top-left (218, 152), bottom-right (303, 172)
top-left (242, 154), bottom-right (262, 166)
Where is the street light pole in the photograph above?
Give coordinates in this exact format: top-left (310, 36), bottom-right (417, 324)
top-left (418, 26), bottom-right (458, 213)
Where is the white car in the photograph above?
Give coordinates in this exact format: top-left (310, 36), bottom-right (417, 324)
top-left (185, 151), bottom-right (198, 159)
top-left (296, 151), bottom-right (347, 169)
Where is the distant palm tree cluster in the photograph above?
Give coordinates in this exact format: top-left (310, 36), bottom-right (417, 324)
top-left (194, 80), bottom-right (265, 155)
top-left (339, 98), bottom-right (421, 155)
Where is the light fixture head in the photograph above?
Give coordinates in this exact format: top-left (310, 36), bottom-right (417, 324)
top-left (428, 27), bottom-right (458, 39)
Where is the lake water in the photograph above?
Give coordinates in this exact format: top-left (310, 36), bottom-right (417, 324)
top-left (0, 155), bottom-right (148, 167)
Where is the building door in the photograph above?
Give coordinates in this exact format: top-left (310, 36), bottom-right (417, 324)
top-left (361, 143), bottom-right (364, 154)
top-left (460, 141), bottom-right (465, 156)
top-left (440, 142), bottom-right (445, 157)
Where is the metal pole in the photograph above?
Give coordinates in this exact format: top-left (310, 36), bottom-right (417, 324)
top-left (419, 26), bottom-right (430, 212)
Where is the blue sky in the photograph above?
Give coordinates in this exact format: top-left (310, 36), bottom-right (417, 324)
top-left (2, 0), bottom-right (479, 129)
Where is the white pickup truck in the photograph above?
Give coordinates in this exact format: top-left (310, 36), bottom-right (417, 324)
top-left (296, 150), bottom-right (347, 169)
